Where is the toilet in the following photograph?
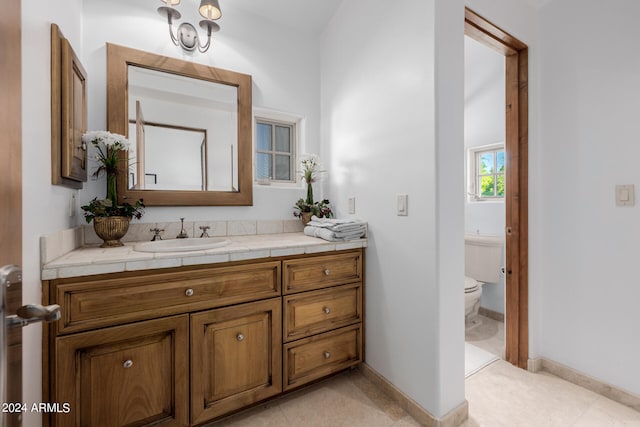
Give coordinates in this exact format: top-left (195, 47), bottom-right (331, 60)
top-left (464, 235), bottom-right (504, 324)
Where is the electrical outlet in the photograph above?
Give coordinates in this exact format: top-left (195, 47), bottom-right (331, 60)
top-left (348, 197), bottom-right (356, 214)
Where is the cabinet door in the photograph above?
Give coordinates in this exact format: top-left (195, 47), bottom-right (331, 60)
top-left (190, 298), bottom-right (282, 424)
top-left (54, 315), bottom-right (189, 427)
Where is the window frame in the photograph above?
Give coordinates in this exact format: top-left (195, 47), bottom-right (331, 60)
top-left (253, 111), bottom-right (302, 187)
top-left (467, 143), bottom-right (505, 202)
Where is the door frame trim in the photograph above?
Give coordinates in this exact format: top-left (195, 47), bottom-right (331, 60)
top-left (464, 8), bottom-right (529, 368)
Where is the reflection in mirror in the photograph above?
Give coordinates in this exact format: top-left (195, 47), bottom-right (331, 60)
top-left (128, 66), bottom-right (238, 192)
top-left (106, 43), bottom-right (252, 206)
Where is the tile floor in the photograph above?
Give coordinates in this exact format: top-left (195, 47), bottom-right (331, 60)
top-left (205, 314), bottom-right (640, 427)
top-left (205, 369), bottom-right (421, 427)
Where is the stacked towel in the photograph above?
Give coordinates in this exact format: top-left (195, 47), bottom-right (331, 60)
top-left (304, 216), bottom-right (367, 242)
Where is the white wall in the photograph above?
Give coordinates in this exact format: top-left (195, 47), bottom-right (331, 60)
top-left (321, 0), bottom-right (465, 417)
top-left (537, 0), bottom-right (640, 395)
top-left (80, 0), bottom-right (322, 222)
top-left (21, 1), bottom-right (84, 425)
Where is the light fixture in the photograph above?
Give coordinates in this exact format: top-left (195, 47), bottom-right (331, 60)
top-left (157, 0), bottom-right (222, 53)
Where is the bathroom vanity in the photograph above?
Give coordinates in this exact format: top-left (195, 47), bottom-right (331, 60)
top-left (41, 236), bottom-right (364, 426)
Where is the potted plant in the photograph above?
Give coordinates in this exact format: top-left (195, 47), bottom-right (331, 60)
top-left (293, 155), bottom-right (333, 225)
top-left (81, 131), bottom-right (144, 247)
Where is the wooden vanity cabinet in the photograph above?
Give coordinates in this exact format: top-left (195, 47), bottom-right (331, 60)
top-left (43, 249), bottom-right (364, 426)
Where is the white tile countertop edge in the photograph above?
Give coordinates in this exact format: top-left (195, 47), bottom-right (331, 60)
top-left (41, 233), bottom-right (367, 280)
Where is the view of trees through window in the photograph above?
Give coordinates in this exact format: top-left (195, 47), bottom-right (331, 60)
top-left (477, 148), bottom-right (505, 198)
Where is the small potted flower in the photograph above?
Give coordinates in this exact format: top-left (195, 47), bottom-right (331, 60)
top-left (293, 155), bottom-right (333, 225)
top-left (81, 131), bottom-right (144, 247)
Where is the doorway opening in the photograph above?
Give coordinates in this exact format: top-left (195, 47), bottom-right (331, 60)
top-left (463, 8), bottom-right (529, 370)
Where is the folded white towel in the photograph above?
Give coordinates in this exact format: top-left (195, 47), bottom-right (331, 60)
top-left (304, 225), bottom-right (366, 242)
top-left (308, 216), bottom-right (367, 232)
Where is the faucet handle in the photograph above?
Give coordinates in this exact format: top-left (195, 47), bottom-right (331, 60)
top-left (199, 225), bottom-right (211, 238)
top-left (150, 228), bottom-right (164, 241)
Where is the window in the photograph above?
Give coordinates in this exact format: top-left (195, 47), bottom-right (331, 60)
top-left (469, 144), bottom-right (505, 200)
top-left (255, 118), bottom-right (295, 183)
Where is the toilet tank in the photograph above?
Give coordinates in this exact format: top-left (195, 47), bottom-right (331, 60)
top-left (465, 235), bottom-right (504, 283)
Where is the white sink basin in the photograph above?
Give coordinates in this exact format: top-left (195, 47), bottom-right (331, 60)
top-left (134, 237), bottom-right (230, 253)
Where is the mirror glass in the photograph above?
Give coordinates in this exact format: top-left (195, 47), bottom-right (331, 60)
top-left (107, 43), bottom-right (252, 206)
top-left (127, 66), bottom-right (238, 192)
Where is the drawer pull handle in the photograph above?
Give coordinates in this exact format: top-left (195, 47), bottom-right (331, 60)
top-left (324, 269), bottom-right (330, 276)
top-left (185, 288), bottom-right (194, 297)
top-left (236, 333), bottom-right (245, 342)
top-left (123, 360), bottom-right (133, 369)
top-left (323, 306), bottom-right (331, 314)
top-left (324, 351), bottom-right (331, 359)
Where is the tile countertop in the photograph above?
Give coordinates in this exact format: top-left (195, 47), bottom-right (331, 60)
top-left (41, 233), bottom-right (367, 281)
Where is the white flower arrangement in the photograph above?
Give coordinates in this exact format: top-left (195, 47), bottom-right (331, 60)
top-left (299, 153), bottom-right (321, 184)
top-left (82, 130), bottom-right (131, 154)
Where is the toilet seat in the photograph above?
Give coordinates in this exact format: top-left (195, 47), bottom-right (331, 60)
top-left (464, 276), bottom-right (480, 293)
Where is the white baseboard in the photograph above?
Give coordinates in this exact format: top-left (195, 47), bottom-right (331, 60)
top-left (527, 357), bottom-right (543, 373)
top-left (531, 357), bottom-right (640, 412)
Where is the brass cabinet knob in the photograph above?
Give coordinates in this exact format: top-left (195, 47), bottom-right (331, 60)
top-left (324, 351), bottom-right (331, 359)
top-left (323, 306), bottom-right (331, 314)
top-left (185, 288), bottom-right (194, 297)
top-left (236, 333), bottom-right (245, 342)
top-left (123, 360), bottom-right (133, 369)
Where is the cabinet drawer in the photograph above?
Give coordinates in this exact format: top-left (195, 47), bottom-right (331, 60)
top-left (283, 250), bottom-right (362, 294)
top-left (55, 261), bottom-right (280, 334)
top-left (283, 283), bottom-right (361, 342)
top-left (283, 324), bottom-right (362, 390)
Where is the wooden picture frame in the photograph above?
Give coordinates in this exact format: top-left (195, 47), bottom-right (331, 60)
top-left (51, 24), bottom-right (88, 188)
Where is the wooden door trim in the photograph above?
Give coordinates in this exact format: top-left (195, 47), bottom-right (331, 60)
top-left (464, 8), bottom-right (529, 369)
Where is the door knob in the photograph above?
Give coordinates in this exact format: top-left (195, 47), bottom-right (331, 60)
top-left (8, 304), bottom-right (61, 328)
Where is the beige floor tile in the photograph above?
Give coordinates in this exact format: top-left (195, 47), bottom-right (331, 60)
top-left (466, 360), bottom-right (601, 427)
top-left (572, 396), bottom-right (640, 427)
top-left (278, 371), bottom-right (402, 427)
top-left (203, 361), bottom-right (640, 427)
top-left (390, 416), bottom-right (423, 426)
top-left (205, 402), bottom-right (290, 426)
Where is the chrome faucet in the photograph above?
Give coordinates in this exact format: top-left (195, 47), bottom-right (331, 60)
top-left (176, 218), bottom-right (189, 239)
top-left (150, 228), bottom-right (164, 241)
top-left (199, 226), bottom-right (211, 238)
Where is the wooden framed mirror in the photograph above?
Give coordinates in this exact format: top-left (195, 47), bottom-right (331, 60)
top-left (106, 43), bottom-right (253, 206)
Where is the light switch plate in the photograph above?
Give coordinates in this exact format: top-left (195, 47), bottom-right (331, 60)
top-left (397, 194), bottom-right (408, 216)
top-left (616, 184), bottom-right (635, 207)
top-left (348, 197), bottom-right (356, 214)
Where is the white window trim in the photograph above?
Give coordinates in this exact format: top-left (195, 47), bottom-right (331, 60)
top-left (467, 142), bottom-right (505, 203)
top-left (253, 107), bottom-right (304, 188)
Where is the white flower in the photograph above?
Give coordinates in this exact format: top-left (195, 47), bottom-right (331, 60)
top-left (82, 131), bottom-right (131, 152)
top-left (299, 154), bottom-right (322, 183)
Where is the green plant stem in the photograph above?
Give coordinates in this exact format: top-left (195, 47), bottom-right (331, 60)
top-left (107, 172), bottom-right (118, 206)
top-left (305, 182), bottom-right (313, 205)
